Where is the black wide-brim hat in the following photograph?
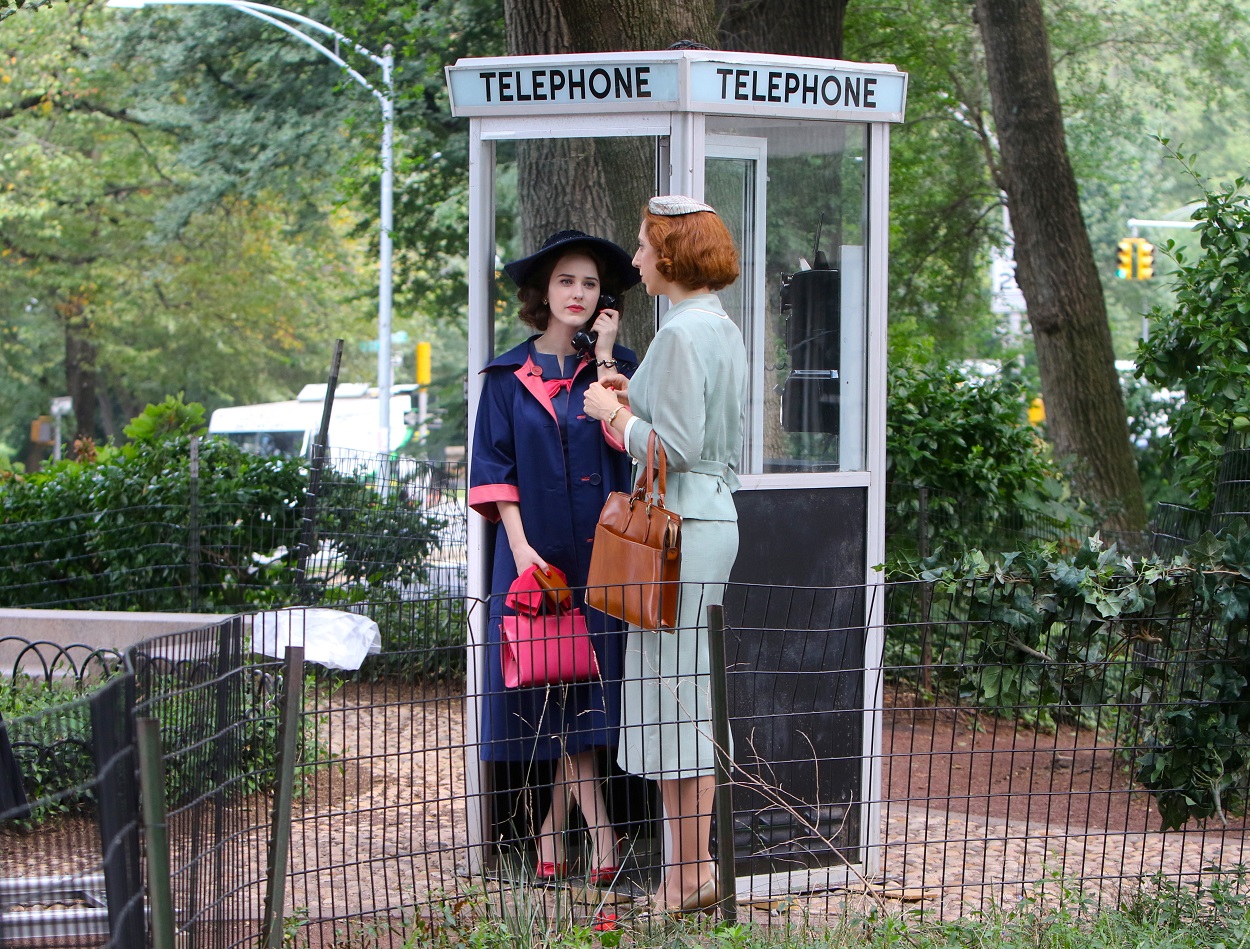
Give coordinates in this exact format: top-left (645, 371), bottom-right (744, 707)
top-left (503, 229), bottom-right (641, 295)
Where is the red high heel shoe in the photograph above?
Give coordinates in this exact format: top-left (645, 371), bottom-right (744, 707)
top-left (534, 860), bottom-right (568, 883)
top-left (587, 864), bottom-right (621, 887)
top-left (587, 834), bottom-right (625, 887)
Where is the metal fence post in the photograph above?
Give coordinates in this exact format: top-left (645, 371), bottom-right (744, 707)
top-left (262, 645), bottom-right (305, 949)
top-left (89, 677), bottom-right (144, 949)
top-left (295, 340), bottom-right (344, 603)
top-left (189, 433), bottom-right (200, 612)
top-left (917, 485), bottom-right (929, 560)
top-left (917, 486), bottom-right (933, 692)
top-left (706, 603), bottom-right (738, 922)
top-left (137, 717), bottom-right (177, 949)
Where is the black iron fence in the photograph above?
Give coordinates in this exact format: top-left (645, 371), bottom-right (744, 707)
top-left (4, 577), bottom-right (1250, 946)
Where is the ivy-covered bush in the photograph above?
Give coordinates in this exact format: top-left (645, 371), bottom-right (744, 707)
top-left (886, 356), bottom-right (1088, 560)
top-left (1137, 158), bottom-right (1250, 510)
top-left (895, 522), bottom-right (1250, 829)
top-left (1133, 526), bottom-right (1250, 828)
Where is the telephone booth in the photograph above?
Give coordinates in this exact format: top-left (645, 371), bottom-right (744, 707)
top-left (447, 48), bottom-right (907, 897)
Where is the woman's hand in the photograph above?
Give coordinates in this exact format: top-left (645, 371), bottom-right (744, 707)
top-left (591, 308), bottom-right (620, 360)
top-left (584, 377), bottom-right (628, 421)
top-left (497, 501), bottom-right (548, 574)
top-left (511, 541), bottom-right (549, 576)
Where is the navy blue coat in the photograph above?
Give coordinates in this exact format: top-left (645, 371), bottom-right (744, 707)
top-left (469, 338), bottom-right (636, 762)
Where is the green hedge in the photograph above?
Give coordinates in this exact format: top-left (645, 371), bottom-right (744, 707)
top-left (0, 397), bottom-right (441, 611)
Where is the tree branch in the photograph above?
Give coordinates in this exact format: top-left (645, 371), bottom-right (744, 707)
top-left (0, 94), bottom-right (49, 122)
top-left (1, 235), bottom-right (99, 266)
top-left (61, 99), bottom-right (149, 128)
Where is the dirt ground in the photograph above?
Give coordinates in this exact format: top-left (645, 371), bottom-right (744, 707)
top-left (6, 681), bottom-right (1250, 941)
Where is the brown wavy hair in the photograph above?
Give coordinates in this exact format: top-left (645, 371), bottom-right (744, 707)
top-left (515, 244), bottom-right (611, 330)
top-left (642, 206), bottom-right (739, 292)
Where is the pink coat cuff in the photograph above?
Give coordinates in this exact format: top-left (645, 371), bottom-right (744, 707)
top-left (468, 483), bottom-right (521, 522)
top-left (600, 420), bottom-right (626, 452)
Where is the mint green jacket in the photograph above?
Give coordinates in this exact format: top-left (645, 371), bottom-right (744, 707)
top-left (624, 293), bottom-right (747, 521)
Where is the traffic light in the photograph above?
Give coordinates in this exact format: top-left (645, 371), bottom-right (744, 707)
top-left (415, 341), bottom-right (431, 386)
top-left (30, 416), bottom-right (53, 445)
top-left (1136, 241), bottom-right (1154, 280)
top-left (1116, 238), bottom-right (1135, 279)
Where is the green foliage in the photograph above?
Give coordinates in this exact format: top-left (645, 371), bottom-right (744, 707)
top-left (0, 680), bottom-right (96, 825)
top-left (122, 394), bottom-right (207, 445)
top-left (1133, 524), bottom-right (1250, 828)
top-left (403, 872), bottom-right (1250, 949)
top-left (0, 396), bottom-right (441, 611)
top-left (1137, 154), bottom-right (1250, 509)
top-left (1120, 370), bottom-right (1182, 509)
top-left (893, 535), bottom-right (1182, 730)
top-left (0, 2), bottom-right (377, 454)
top-left (354, 597), bottom-right (468, 681)
top-left (0, 404), bottom-right (308, 610)
top-left (2, 666), bottom-right (330, 829)
top-left (151, 668), bottom-right (330, 809)
top-left (899, 522), bottom-right (1250, 828)
top-left (886, 354), bottom-right (1088, 559)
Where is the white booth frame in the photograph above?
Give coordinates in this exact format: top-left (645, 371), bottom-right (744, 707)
top-left (453, 50), bottom-right (904, 897)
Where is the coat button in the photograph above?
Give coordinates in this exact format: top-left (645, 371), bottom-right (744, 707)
top-left (588, 473), bottom-right (602, 486)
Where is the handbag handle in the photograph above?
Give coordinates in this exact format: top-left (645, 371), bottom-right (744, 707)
top-left (637, 430), bottom-right (668, 506)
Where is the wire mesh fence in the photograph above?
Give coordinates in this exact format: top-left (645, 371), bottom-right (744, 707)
top-left (1149, 432), bottom-right (1250, 556)
top-left (5, 576), bottom-right (1250, 947)
top-left (885, 482), bottom-right (1098, 559)
top-left (0, 642), bottom-right (138, 947)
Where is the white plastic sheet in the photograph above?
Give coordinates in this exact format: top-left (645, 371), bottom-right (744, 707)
top-left (249, 609), bottom-right (381, 671)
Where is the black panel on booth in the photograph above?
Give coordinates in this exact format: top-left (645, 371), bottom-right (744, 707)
top-left (720, 487), bottom-right (869, 874)
top-left (729, 487), bottom-right (866, 589)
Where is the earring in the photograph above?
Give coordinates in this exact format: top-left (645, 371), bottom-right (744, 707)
top-left (543, 298), bottom-right (548, 305)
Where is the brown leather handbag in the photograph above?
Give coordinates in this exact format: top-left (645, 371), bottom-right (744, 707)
top-left (586, 431), bottom-right (682, 631)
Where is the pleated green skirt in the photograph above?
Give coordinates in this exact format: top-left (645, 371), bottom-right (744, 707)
top-left (616, 518), bottom-right (739, 780)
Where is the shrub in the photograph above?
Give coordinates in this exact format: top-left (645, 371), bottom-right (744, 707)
top-left (0, 396), bottom-right (442, 611)
top-left (1136, 155), bottom-right (1250, 510)
top-left (897, 522), bottom-right (1250, 828)
top-left (886, 357), bottom-right (1086, 560)
top-left (1, 681), bottom-right (97, 825)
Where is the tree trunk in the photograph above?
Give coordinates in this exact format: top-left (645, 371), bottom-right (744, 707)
top-left (555, 0), bottom-right (717, 52)
top-left (973, 0), bottom-right (1146, 537)
top-left (59, 295), bottom-right (99, 441)
top-left (719, 0), bottom-right (847, 59)
top-left (502, 0), bottom-right (717, 353)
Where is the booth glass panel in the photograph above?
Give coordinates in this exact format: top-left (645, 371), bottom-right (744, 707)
top-left (490, 137), bottom-right (666, 358)
top-left (705, 117), bottom-right (868, 474)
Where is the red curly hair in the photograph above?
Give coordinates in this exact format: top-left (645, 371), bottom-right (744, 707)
top-left (642, 206), bottom-right (739, 292)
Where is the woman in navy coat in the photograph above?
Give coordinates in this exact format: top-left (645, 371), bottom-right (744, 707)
top-left (469, 229), bottom-right (640, 884)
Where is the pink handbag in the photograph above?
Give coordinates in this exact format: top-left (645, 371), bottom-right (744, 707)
top-left (500, 566), bottom-right (600, 688)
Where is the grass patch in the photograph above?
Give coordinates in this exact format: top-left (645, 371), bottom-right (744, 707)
top-left (335, 873), bottom-right (1250, 949)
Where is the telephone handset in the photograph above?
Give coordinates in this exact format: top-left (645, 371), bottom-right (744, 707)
top-left (571, 293), bottom-right (618, 358)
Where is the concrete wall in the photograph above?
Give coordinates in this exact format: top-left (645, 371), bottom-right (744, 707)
top-left (0, 609), bottom-right (226, 677)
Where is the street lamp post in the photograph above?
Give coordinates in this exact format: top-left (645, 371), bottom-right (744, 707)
top-left (108, 0), bottom-right (396, 452)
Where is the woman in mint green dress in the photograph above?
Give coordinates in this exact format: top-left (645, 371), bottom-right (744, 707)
top-left (584, 195), bottom-right (746, 913)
